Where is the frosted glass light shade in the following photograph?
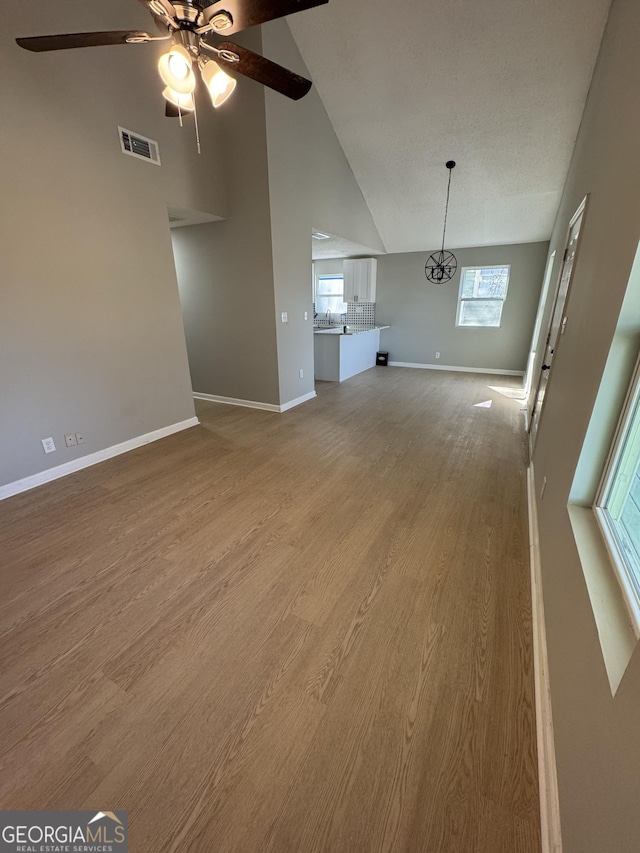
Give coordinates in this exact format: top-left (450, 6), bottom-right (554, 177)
top-left (162, 86), bottom-right (195, 112)
top-left (200, 59), bottom-right (236, 107)
top-left (158, 44), bottom-right (196, 95)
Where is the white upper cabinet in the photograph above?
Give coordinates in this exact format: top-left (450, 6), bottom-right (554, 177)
top-left (343, 258), bottom-right (377, 302)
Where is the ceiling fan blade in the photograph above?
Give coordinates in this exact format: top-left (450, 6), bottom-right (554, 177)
top-left (16, 31), bottom-right (155, 52)
top-left (214, 41), bottom-right (312, 100)
top-left (202, 0), bottom-right (328, 36)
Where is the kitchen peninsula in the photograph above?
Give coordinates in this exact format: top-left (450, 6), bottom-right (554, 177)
top-left (313, 326), bottom-right (389, 382)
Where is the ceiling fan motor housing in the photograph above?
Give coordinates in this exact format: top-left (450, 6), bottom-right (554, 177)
top-left (173, 3), bottom-right (201, 24)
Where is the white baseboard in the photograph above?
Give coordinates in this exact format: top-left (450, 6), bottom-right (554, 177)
top-left (388, 361), bottom-right (524, 376)
top-left (0, 417), bottom-right (199, 501)
top-left (193, 392), bottom-right (280, 412)
top-left (527, 464), bottom-right (563, 853)
top-left (280, 391), bottom-right (317, 411)
top-left (193, 390), bottom-right (316, 413)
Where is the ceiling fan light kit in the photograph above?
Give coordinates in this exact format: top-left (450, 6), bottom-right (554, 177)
top-left (425, 160), bottom-right (458, 285)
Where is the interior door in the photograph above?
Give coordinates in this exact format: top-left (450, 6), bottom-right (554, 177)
top-left (529, 199), bottom-right (587, 448)
top-left (523, 250), bottom-right (556, 403)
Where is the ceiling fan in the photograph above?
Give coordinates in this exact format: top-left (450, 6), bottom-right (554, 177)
top-left (16, 0), bottom-right (328, 117)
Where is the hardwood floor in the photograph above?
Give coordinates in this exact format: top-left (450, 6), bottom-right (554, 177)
top-left (0, 368), bottom-right (540, 852)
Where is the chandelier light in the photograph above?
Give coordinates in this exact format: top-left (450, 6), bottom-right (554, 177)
top-left (425, 160), bottom-right (458, 285)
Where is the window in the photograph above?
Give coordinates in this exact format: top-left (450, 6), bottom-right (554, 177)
top-left (315, 274), bottom-right (346, 317)
top-left (595, 359), bottom-right (640, 633)
top-left (456, 266), bottom-right (510, 327)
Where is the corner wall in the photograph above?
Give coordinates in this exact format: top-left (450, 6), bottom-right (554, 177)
top-left (262, 20), bottom-right (384, 405)
top-left (1, 0), bottom-right (226, 489)
top-left (375, 242), bottom-right (548, 372)
top-left (170, 29), bottom-right (280, 406)
top-left (171, 20), bottom-right (384, 408)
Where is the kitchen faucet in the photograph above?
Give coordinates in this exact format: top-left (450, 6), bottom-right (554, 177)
top-left (326, 309), bottom-right (332, 325)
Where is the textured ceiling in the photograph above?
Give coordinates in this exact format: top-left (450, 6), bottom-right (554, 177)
top-left (289, 0), bottom-right (612, 253)
top-left (311, 232), bottom-right (385, 260)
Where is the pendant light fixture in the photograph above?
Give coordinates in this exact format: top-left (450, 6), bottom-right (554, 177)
top-left (425, 160), bottom-right (458, 284)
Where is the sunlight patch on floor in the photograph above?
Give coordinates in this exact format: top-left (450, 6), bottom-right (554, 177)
top-left (488, 384), bottom-right (526, 401)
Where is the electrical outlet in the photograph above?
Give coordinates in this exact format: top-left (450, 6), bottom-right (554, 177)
top-left (65, 433), bottom-right (77, 448)
top-left (540, 476), bottom-right (547, 499)
top-left (75, 432), bottom-right (85, 445)
top-left (304, 311), bottom-right (308, 321)
top-left (299, 369), bottom-right (304, 379)
top-left (41, 437), bottom-right (56, 454)
top-left (281, 312), bottom-right (288, 323)
top-left (435, 352), bottom-right (440, 359)
top-left (356, 305), bottom-right (363, 314)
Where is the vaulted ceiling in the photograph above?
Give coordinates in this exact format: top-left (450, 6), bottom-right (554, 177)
top-left (290, 0), bottom-right (612, 254)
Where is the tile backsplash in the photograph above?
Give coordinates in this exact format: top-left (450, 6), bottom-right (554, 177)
top-left (346, 302), bottom-right (375, 327)
top-left (313, 302), bottom-right (376, 326)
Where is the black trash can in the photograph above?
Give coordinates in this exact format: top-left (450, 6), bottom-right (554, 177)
top-left (376, 351), bottom-right (389, 366)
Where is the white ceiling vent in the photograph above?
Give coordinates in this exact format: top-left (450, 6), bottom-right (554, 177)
top-left (118, 126), bottom-right (161, 165)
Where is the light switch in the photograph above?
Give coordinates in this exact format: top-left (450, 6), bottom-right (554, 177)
top-left (281, 312), bottom-right (288, 323)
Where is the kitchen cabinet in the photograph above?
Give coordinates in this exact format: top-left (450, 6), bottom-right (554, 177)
top-left (314, 327), bottom-right (381, 382)
top-left (343, 258), bottom-right (377, 303)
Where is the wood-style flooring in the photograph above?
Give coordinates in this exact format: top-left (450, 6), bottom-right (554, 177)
top-left (0, 368), bottom-right (540, 852)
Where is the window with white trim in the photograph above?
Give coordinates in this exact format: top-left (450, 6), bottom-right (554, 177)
top-left (315, 274), bottom-right (346, 317)
top-left (595, 358), bottom-right (640, 634)
top-left (456, 265), bottom-right (510, 327)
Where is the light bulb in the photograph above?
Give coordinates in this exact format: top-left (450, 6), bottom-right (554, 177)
top-left (199, 58), bottom-right (236, 108)
top-left (158, 44), bottom-right (196, 95)
top-left (168, 53), bottom-right (190, 80)
top-left (162, 86), bottom-right (195, 112)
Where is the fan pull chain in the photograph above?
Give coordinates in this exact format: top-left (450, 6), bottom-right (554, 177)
top-left (193, 99), bottom-right (201, 154)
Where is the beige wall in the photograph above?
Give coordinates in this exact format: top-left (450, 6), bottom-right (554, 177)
top-left (264, 19), bottom-right (384, 405)
top-left (172, 21), bottom-right (384, 407)
top-left (375, 242), bottom-right (548, 372)
top-left (531, 0), bottom-right (640, 849)
top-left (1, 6), bottom-right (382, 488)
top-left (1, 0), bottom-right (228, 488)
top-left (171, 29), bottom-right (280, 405)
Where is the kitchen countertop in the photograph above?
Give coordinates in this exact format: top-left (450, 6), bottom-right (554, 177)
top-left (313, 325), bottom-right (390, 335)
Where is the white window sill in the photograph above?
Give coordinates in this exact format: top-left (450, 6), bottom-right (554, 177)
top-left (567, 504), bottom-right (637, 695)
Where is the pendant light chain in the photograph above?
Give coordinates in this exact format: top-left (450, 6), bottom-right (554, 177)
top-left (441, 165), bottom-right (453, 254)
top-left (424, 160), bottom-right (458, 285)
